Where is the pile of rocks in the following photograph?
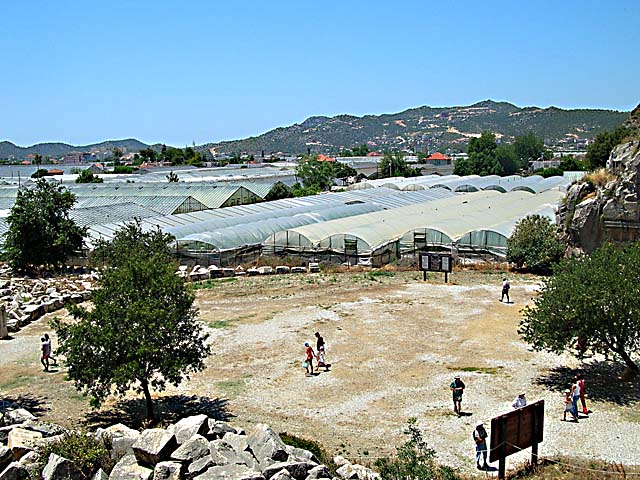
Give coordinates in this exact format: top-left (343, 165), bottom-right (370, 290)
top-left (0, 407), bottom-right (380, 480)
top-left (0, 272), bottom-right (96, 337)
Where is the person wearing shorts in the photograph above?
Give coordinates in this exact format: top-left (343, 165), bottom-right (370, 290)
top-left (450, 376), bottom-right (465, 416)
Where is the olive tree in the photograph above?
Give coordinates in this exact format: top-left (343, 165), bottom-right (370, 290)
top-left (53, 222), bottom-right (211, 420)
top-left (520, 242), bottom-right (640, 377)
top-left (4, 179), bottom-right (86, 273)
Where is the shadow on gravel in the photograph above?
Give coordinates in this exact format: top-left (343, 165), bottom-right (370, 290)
top-left (535, 361), bottom-right (640, 406)
top-left (0, 393), bottom-right (51, 415)
top-left (84, 394), bottom-right (234, 430)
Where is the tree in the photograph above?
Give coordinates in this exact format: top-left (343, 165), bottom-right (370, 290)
top-left (584, 125), bottom-right (629, 169)
top-left (166, 171), bottom-right (180, 183)
top-left (513, 132), bottom-right (551, 169)
top-left (75, 168), bottom-right (104, 183)
top-left (495, 144), bottom-right (519, 175)
top-left (378, 152), bottom-right (421, 178)
top-left (454, 132), bottom-right (503, 176)
top-left (265, 182), bottom-right (293, 201)
top-left (296, 155), bottom-right (337, 191)
top-left (53, 222), bottom-right (211, 420)
top-left (520, 242), bottom-right (640, 376)
top-left (506, 214), bottom-right (564, 273)
top-left (4, 179), bottom-right (86, 273)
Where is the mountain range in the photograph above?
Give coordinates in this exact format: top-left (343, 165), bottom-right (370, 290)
top-left (0, 101), bottom-right (630, 159)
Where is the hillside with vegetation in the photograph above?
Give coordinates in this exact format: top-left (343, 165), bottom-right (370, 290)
top-left (0, 138), bottom-right (151, 160)
top-left (201, 100), bottom-right (628, 156)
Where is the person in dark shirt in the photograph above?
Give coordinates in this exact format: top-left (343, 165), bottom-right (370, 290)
top-left (315, 332), bottom-right (325, 352)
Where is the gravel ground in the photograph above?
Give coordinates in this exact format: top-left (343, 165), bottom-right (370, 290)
top-left (2, 272), bottom-right (640, 476)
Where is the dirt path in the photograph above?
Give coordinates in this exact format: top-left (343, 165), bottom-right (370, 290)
top-left (2, 271), bottom-right (639, 474)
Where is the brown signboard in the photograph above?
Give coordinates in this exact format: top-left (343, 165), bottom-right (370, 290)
top-left (419, 253), bottom-right (453, 272)
top-left (489, 400), bottom-right (544, 464)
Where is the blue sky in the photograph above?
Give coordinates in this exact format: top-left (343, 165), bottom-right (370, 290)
top-left (1, 0), bottom-right (638, 147)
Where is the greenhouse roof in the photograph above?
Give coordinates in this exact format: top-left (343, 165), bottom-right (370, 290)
top-left (272, 190), bottom-right (563, 254)
top-left (70, 203), bottom-right (161, 227)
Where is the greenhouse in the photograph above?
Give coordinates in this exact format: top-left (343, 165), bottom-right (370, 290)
top-left (264, 190), bottom-right (563, 266)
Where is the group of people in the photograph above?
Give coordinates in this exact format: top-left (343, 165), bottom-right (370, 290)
top-left (563, 374), bottom-right (588, 422)
top-left (40, 333), bottom-right (56, 372)
top-left (454, 374), bottom-right (589, 470)
top-left (303, 332), bottom-right (329, 376)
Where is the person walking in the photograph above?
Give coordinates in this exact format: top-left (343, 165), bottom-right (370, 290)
top-left (571, 376), bottom-right (581, 418)
top-left (563, 389), bottom-right (577, 422)
top-left (315, 332), bottom-right (325, 352)
top-left (512, 392), bottom-right (527, 409)
top-left (40, 336), bottom-right (49, 372)
top-left (303, 342), bottom-right (315, 376)
top-left (43, 333), bottom-right (57, 366)
top-left (473, 422), bottom-right (489, 470)
top-left (500, 277), bottom-right (510, 303)
top-left (450, 376), bottom-right (465, 416)
top-left (577, 374), bottom-right (588, 414)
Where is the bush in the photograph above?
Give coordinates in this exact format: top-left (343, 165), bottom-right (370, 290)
top-left (280, 432), bottom-right (337, 476)
top-left (374, 418), bottom-right (460, 480)
top-left (112, 165), bottom-right (134, 174)
top-left (507, 215), bottom-right (564, 274)
top-left (33, 431), bottom-right (116, 479)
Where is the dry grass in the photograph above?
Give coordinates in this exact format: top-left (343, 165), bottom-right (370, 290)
top-left (507, 458), bottom-right (640, 480)
top-left (584, 168), bottom-right (615, 188)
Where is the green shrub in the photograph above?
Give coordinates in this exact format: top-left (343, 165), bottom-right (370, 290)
top-left (374, 418), bottom-right (460, 480)
top-left (33, 431), bottom-right (116, 479)
top-left (280, 432), bottom-right (337, 476)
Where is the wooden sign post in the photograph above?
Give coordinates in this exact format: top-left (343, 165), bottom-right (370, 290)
top-left (419, 252), bottom-right (453, 282)
top-left (489, 400), bottom-right (544, 479)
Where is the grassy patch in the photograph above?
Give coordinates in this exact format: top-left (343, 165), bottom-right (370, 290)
top-left (447, 365), bottom-right (504, 375)
top-left (365, 271), bottom-right (396, 281)
top-left (0, 375), bottom-right (36, 390)
top-left (215, 379), bottom-right (246, 398)
top-left (209, 319), bottom-right (234, 329)
top-left (619, 408), bottom-right (640, 423)
top-left (189, 277), bottom-right (238, 291)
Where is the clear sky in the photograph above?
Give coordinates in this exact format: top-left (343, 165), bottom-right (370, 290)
top-left (1, 0), bottom-right (638, 147)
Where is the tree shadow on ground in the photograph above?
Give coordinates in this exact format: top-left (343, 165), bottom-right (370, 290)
top-left (83, 394), bottom-right (234, 430)
top-left (534, 360), bottom-right (640, 406)
top-left (0, 393), bottom-right (51, 416)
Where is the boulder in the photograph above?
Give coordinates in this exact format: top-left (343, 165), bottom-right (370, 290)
top-left (222, 433), bottom-right (250, 456)
top-left (0, 447), bottom-right (12, 472)
top-left (336, 464), bottom-right (379, 480)
top-left (188, 456), bottom-right (216, 477)
top-left (207, 420), bottom-right (237, 440)
top-left (270, 470), bottom-right (293, 480)
top-left (194, 463), bottom-right (264, 480)
top-left (305, 465), bottom-right (331, 479)
top-left (172, 414), bottom-right (209, 445)
top-left (108, 454), bottom-right (152, 480)
top-left (171, 434), bottom-right (210, 463)
top-left (332, 457), bottom-right (349, 468)
top-left (335, 464), bottom-right (358, 480)
top-left (1, 410), bottom-right (36, 427)
top-left (262, 462), bottom-right (316, 480)
top-left (132, 429), bottom-right (177, 467)
top-left (0, 461), bottom-right (29, 480)
top-left (7, 428), bottom-right (42, 460)
top-left (92, 469), bottom-right (108, 480)
top-left (22, 421), bottom-right (66, 438)
top-left (210, 439), bottom-right (247, 466)
top-left (42, 453), bottom-right (83, 480)
top-left (153, 460), bottom-right (183, 480)
top-left (246, 425), bottom-right (288, 463)
top-left (95, 423), bottom-right (140, 459)
top-left (284, 446), bottom-right (318, 464)
top-left (0, 426), bottom-right (16, 444)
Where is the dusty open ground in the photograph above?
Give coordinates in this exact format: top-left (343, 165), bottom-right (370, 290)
top-left (2, 270), bottom-right (640, 474)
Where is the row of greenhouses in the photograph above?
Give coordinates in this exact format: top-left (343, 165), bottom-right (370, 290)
top-left (84, 186), bottom-right (562, 266)
top-left (348, 172), bottom-right (582, 194)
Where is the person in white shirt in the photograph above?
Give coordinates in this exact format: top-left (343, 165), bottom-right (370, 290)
top-left (512, 392), bottom-right (527, 409)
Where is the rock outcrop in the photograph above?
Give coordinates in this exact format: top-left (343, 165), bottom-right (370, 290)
top-left (0, 406), bottom-right (383, 480)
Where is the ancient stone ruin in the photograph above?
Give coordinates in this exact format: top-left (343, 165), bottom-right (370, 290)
top-left (0, 406), bottom-right (380, 480)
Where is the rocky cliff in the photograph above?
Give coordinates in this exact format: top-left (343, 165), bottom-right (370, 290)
top-left (558, 139), bottom-right (640, 253)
